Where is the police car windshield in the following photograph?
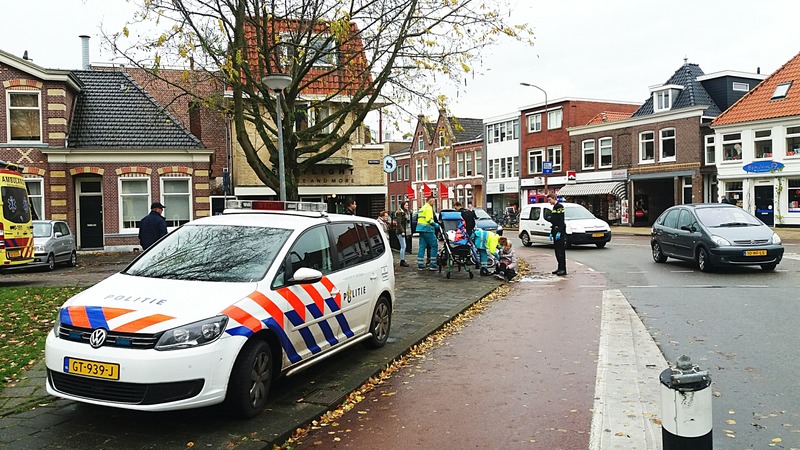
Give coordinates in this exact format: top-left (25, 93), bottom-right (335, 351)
top-left (125, 224), bottom-right (292, 282)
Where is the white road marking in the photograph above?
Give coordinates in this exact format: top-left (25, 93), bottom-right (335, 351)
top-left (627, 271), bottom-right (647, 274)
top-left (670, 270), bottom-right (695, 273)
top-left (627, 285), bottom-right (657, 288)
top-left (589, 290), bottom-right (664, 450)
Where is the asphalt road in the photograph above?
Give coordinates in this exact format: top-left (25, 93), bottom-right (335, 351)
top-left (532, 235), bottom-right (800, 449)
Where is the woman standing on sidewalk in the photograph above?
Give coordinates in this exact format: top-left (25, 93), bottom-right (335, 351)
top-left (395, 202), bottom-right (410, 267)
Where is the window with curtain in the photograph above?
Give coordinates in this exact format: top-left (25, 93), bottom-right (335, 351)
top-left (162, 178), bottom-right (191, 227)
top-left (25, 178), bottom-right (44, 219)
top-left (8, 91), bottom-right (41, 142)
top-left (120, 178), bottom-right (149, 230)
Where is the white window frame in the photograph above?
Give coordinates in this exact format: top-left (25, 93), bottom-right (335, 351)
top-left (436, 156), bottom-right (444, 179)
top-left (599, 137), bottom-right (612, 168)
top-left (547, 146), bottom-right (562, 173)
top-left (640, 131), bottom-right (655, 163)
top-left (527, 149), bottom-right (544, 175)
top-left (457, 152), bottom-right (465, 177)
top-left (25, 178), bottom-right (45, 219)
top-left (438, 131), bottom-right (445, 148)
top-left (417, 135), bottom-right (424, 151)
top-left (527, 113), bottom-right (542, 133)
top-left (582, 140), bottom-right (595, 170)
top-left (119, 177), bottom-right (150, 232)
top-left (754, 129), bottom-right (772, 159)
top-left (722, 133), bottom-right (742, 161)
top-left (475, 152), bottom-right (482, 176)
top-left (547, 109), bottom-right (562, 130)
top-left (466, 152), bottom-right (474, 176)
top-left (786, 126), bottom-right (800, 157)
top-left (280, 33), bottom-right (337, 68)
top-left (160, 176), bottom-right (193, 229)
top-left (404, 164), bottom-right (410, 180)
top-left (421, 157), bottom-right (428, 180)
top-left (488, 159), bottom-right (495, 180)
top-left (416, 159), bottom-right (422, 180)
top-left (704, 134), bottom-right (715, 165)
top-left (732, 82), bottom-right (749, 92)
top-left (7, 90), bottom-right (43, 143)
top-left (660, 128), bottom-right (676, 161)
top-left (654, 90), bottom-right (672, 112)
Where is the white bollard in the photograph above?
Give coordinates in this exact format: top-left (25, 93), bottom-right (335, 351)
top-left (660, 355), bottom-right (712, 449)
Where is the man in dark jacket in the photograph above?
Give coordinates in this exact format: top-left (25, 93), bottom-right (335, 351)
top-left (453, 201), bottom-right (476, 236)
top-left (139, 202), bottom-right (168, 250)
top-left (546, 193), bottom-right (567, 275)
top-left (343, 198), bottom-right (357, 215)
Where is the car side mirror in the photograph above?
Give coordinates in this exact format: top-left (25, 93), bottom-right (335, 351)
top-left (287, 267), bottom-right (323, 286)
top-left (55, 232), bottom-right (63, 238)
top-left (680, 225), bottom-right (695, 233)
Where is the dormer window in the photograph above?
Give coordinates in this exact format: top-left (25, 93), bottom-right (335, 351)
top-left (438, 131), bottom-right (445, 148)
top-left (772, 81), bottom-right (792, 100)
top-left (651, 84), bottom-right (683, 113)
top-left (7, 91), bottom-right (42, 142)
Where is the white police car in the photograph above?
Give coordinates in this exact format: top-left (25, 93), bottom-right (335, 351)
top-left (45, 201), bottom-right (395, 418)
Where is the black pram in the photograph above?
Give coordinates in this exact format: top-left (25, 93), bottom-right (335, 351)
top-left (436, 211), bottom-right (474, 279)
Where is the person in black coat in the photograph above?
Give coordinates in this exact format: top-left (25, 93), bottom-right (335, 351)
top-left (139, 202), bottom-right (168, 250)
top-left (546, 193), bottom-right (567, 275)
top-left (343, 198), bottom-right (357, 215)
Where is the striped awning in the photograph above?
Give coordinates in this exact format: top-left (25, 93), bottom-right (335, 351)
top-left (557, 181), bottom-right (626, 200)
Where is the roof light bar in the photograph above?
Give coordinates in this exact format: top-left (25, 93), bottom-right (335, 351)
top-left (225, 199), bottom-right (328, 213)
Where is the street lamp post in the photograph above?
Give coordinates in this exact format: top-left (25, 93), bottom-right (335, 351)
top-left (520, 82), bottom-right (548, 194)
top-left (262, 74), bottom-right (292, 201)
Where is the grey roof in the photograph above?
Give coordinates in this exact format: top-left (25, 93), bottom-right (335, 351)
top-left (448, 117), bottom-right (483, 143)
top-left (632, 63), bottom-right (722, 117)
top-left (69, 71), bottom-right (203, 149)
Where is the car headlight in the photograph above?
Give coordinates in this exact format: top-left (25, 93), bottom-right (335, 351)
top-left (710, 235), bottom-right (731, 246)
top-left (34, 245), bottom-right (45, 253)
top-left (155, 315), bottom-right (228, 350)
top-left (53, 312), bottom-right (62, 336)
top-left (771, 233), bottom-right (782, 245)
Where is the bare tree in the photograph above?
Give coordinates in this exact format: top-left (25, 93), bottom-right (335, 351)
top-left (106, 0), bottom-right (533, 200)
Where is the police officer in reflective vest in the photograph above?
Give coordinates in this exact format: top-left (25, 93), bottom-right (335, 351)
top-left (546, 193), bottom-right (567, 275)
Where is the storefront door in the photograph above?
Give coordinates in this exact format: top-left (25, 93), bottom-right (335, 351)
top-left (754, 185), bottom-right (774, 226)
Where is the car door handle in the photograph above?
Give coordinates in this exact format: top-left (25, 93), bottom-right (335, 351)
top-left (369, 274), bottom-right (378, 281)
top-left (330, 287), bottom-right (340, 296)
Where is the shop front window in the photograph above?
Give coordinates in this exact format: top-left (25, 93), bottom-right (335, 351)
top-left (788, 179), bottom-right (800, 212)
top-left (725, 181), bottom-right (743, 207)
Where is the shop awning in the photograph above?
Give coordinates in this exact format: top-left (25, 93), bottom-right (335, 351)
top-left (557, 181), bottom-right (626, 200)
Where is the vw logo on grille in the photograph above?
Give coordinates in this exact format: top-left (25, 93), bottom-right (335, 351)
top-left (89, 328), bottom-right (108, 349)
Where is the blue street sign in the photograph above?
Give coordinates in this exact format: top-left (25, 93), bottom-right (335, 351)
top-left (542, 161), bottom-right (553, 175)
top-left (742, 160), bottom-right (784, 173)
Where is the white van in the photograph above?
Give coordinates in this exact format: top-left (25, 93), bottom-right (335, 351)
top-left (518, 202), bottom-right (611, 248)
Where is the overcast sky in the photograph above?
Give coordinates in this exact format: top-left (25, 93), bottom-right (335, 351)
top-left (2, 0), bottom-right (798, 135)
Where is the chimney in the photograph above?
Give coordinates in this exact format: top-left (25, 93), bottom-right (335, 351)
top-left (23, 50), bottom-right (30, 60)
top-left (79, 35), bottom-right (90, 70)
top-left (757, 67), bottom-right (761, 74)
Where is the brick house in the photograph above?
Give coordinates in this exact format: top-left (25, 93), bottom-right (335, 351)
top-left (518, 97), bottom-right (640, 209)
top-left (568, 61), bottom-right (764, 225)
top-left (0, 48), bottom-right (214, 251)
top-left (410, 111), bottom-right (483, 211)
top-left (233, 19), bottom-right (387, 218)
top-left (712, 51), bottom-right (800, 226)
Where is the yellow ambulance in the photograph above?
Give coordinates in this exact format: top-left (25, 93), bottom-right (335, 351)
top-left (0, 160), bottom-right (34, 270)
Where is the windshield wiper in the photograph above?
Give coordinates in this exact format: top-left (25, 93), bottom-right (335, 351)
top-left (716, 222), bottom-right (753, 227)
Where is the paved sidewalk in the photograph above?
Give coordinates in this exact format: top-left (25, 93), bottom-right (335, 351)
top-left (0, 247), bottom-right (674, 449)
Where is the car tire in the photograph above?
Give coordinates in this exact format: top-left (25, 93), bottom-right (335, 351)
top-left (68, 251), bottom-right (78, 267)
top-left (45, 253), bottom-right (55, 271)
top-left (224, 339), bottom-right (272, 419)
top-left (652, 242), bottom-right (667, 263)
top-left (364, 296), bottom-right (391, 349)
top-left (697, 247), bottom-right (713, 272)
top-left (761, 263), bottom-right (777, 271)
top-left (595, 242), bottom-right (607, 248)
top-left (520, 231), bottom-right (532, 247)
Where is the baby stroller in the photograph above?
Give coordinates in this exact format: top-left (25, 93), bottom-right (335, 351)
top-left (436, 211), bottom-right (475, 279)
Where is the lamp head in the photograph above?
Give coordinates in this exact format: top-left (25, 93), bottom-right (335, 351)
top-left (262, 73), bottom-right (292, 91)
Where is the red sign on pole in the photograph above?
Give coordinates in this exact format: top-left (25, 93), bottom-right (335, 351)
top-left (406, 185), bottom-right (415, 200)
top-left (439, 182), bottom-right (449, 199)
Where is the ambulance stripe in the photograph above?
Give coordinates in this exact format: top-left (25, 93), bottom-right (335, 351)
top-left (300, 284), bottom-right (326, 315)
top-left (248, 291), bottom-right (285, 330)
top-left (263, 318), bottom-right (301, 363)
top-left (222, 305), bottom-right (263, 334)
top-left (320, 277), bottom-right (342, 309)
top-left (277, 287), bottom-right (306, 321)
top-left (113, 314), bottom-right (174, 333)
